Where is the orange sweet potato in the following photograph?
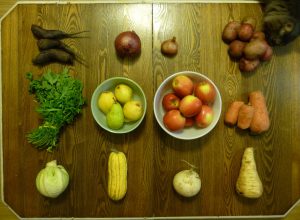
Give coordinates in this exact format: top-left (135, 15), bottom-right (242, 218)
top-left (249, 91), bottom-right (270, 134)
top-left (237, 104), bottom-right (254, 129)
top-left (224, 101), bottom-right (244, 126)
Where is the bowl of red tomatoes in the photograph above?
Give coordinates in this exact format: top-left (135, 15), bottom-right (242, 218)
top-left (153, 71), bottom-right (222, 140)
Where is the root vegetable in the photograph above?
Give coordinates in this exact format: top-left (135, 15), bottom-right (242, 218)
top-left (32, 49), bottom-right (74, 65)
top-left (173, 169), bottom-right (201, 197)
top-left (249, 91), bottom-right (270, 134)
top-left (228, 40), bottom-right (246, 59)
top-left (161, 37), bottom-right (178, 56)
top-left (31, 24), bottom-right (88, 39)
top-left (242, 16), bottom-right (257, 30)
top-left (37, 39), bottom-right (76, 57)
top-left (261, 45), bottom-right (273, 61)
top-left (115, 31), bottom-right (141, 58)
top-left (239, 58), bottom-right (260, 72)
top-left (222, 21), bottom-right (241, 44)
top-left (237, 104), bottom-right (254, 129)
top-left (236, 147), bottom-right (263, 199)
top-left (107, 151), bottom-right (127, 201)
top-left (224, 101), bottom-right (244, 126)
top-left (243, 39), bottom-right (268, 60)
top-left (251, 31), bottom-right (266, 41)
top-left (238, 24), bottom-right (254, 41)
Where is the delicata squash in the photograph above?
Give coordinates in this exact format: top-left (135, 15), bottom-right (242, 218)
top-left (108, 151), bottom-right (127, 201)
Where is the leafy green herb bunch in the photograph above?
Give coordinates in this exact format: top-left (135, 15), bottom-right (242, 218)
top-left (26, 68), bottom-right (85, 151)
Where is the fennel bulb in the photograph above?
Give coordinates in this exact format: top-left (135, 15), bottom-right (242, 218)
top-left (36, 160), bottom-right (69, 198)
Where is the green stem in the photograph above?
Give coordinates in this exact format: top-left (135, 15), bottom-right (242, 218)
top-left (27, 122), bottom-right (61, 152)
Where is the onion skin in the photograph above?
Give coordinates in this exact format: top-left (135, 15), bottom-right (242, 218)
top-left (161, 37), bottom-right (178, 56)
top-left (114, 31), bottom-right (141, 58)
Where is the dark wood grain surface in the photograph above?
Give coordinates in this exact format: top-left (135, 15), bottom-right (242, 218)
top-left (1, 2), bottom-right (300, 218)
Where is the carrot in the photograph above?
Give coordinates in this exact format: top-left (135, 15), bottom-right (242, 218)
top-left (249, 91), bottom-right (270, 134)
top-left (224, 101), bottom-right (244, 126)
top-left (237, 104), bottom-right (254, 129)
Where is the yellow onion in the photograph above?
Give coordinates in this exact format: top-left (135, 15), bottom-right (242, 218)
top-left (161, 37), bottom-right (178, 56)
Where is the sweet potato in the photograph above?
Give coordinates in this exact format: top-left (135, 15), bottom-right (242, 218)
top-left (239, 58), bottom-right (260, 72)
top-left (228, 40), bottom-right (246, 59)
top-left (222, 21), bottom-right (241, 44)
top-left (237, 104), bottom-right (254, 129)
top-left (249, 91), bottom-right (270, 134)
top-left (243, 39), bottom-right (268, 60)
top-left (238, 24), bottom-right (254, 41)
top-left (224, 101), bottom-right (244, 126)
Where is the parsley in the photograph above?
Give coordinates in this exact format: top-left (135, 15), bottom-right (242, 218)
top-left (26, 68), bottom-right (85, 152)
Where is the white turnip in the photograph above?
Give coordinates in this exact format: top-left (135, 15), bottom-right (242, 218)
top-left (173, 168), bottom-right (201, 197)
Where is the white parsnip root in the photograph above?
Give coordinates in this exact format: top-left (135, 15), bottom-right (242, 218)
top-left (236, 147), bottom-right (263, 199)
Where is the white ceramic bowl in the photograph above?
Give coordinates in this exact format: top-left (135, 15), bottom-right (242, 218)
top-left (153, 71), bottom-right (222, 140)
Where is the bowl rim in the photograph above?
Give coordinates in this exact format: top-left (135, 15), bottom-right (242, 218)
top-left (153, 70), bottom-right (222, 140)
top-left (91, 76), bottom-right (147, 134)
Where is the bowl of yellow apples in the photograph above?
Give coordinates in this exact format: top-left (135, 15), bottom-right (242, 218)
top-left (91, 77), bottom-right (147, 133)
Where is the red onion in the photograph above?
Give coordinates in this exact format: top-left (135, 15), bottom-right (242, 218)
top-left (114, 31), bottom-right (141, 58)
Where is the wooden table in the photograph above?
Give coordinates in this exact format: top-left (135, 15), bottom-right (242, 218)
top-left (1, 1), bottom-right (300, 219)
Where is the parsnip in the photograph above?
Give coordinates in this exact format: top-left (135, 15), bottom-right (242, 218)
top-left (236, 147), bottom-right (263, 198)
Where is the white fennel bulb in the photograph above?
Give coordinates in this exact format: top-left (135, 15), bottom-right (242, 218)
top-left (36, 160), bottom-right (69, 198)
